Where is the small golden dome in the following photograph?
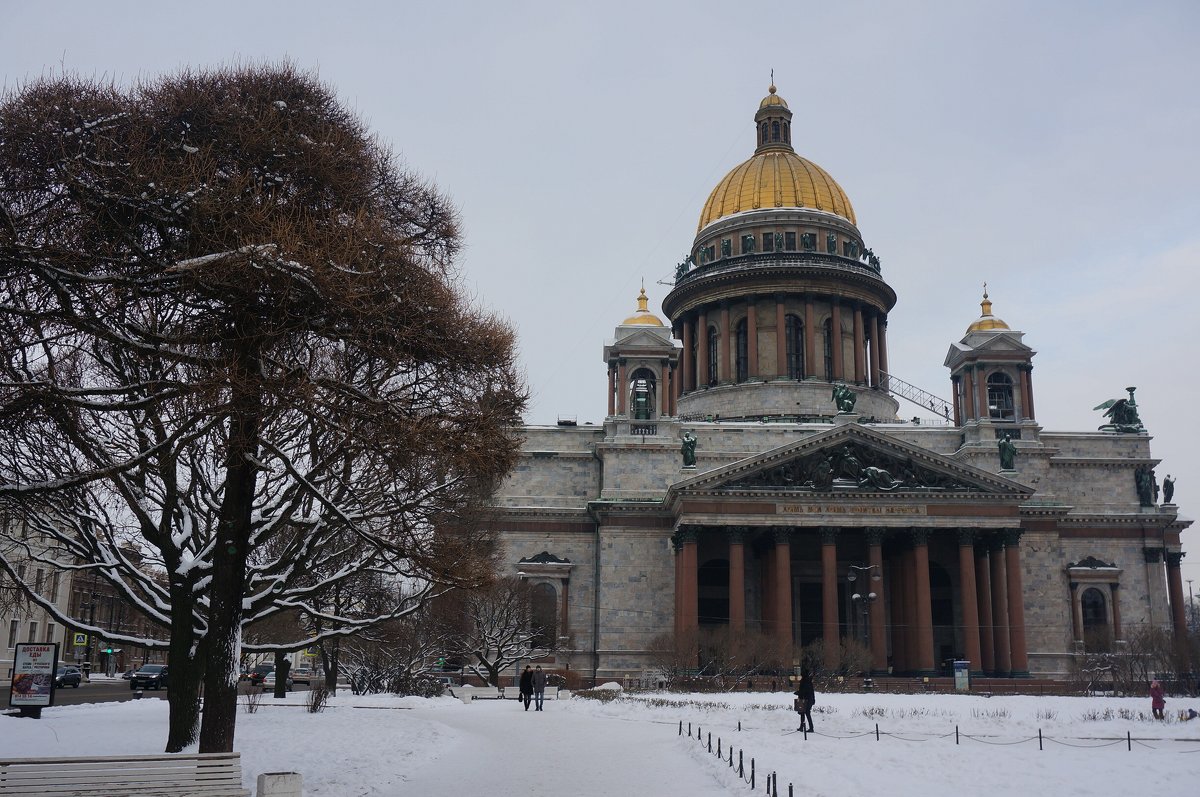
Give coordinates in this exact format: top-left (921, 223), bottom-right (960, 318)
top-left (698, 150), bottom-right (856, 230)
top-left (966, 285), bottom-right (1011, 333)
top-left (759, 83), bottom-right (788, 109)
top-left (622, 285), bottom-right (666, 326)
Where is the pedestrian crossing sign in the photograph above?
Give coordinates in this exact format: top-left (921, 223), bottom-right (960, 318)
top-left (73, 633), bottom-right (88, 646)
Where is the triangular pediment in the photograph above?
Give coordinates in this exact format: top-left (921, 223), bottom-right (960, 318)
top-left (671, 424), bottom-right (1032, 498)
top-left (611, 328), bottom-right (675, 348)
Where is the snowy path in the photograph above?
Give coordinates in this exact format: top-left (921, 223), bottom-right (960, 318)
top-left (396, 699), bottom-right (732, 796)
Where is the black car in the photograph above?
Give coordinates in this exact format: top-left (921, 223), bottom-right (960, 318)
top-left (247, 664), bottom-right (274, 686)
top-left (129, 664), bottom-right (169, 690)
top-left (55, 666), bottom-right (83, 688)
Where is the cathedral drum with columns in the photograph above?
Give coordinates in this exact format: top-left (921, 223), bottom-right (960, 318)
top-left (490, 85), bottom-right (1190, 682)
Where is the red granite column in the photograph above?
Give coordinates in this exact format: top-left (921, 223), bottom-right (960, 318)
top-left (729, 527), bottom-right (746, 634)
top-left (912, 529), bottom-right (935, 674)
top-left (830, 299), bottom-right (844, 381)
top-left (821, 527), bottom-right (840, 669)
top-left (1110, 583), bottom-right (1123, 641)
top-left (774, 294), bottom-right (787, 379)
top-left (696, 310), bottom-right (709, 388)
top-left (1022, 364), bottom-right (1036, 419)
top-left (1016, 366), bottom-right (1030, 421)
top-left (681, 527), bottom-right (699, 639)
top-left (667, 364), bottom-right (676, 417)
top-left (719, 301), bottom-right (731, 385)
top-left (867, 528), bottom-right (887, 674)
top-left (961, 369), bottom-right (975, 421)
top-left (902, 544), bottom-right (918, 670)
top-left (853, 305), bottom-right (866, 385)
top-left (616, 359), bottom-right (627, 415)
top-left (1167, 552), bottom-right (1188, 642)
top-left (746, 299), bottom-right (759, 379)
top-left (974, 543), bottom-right (995, 675)
top-left (775, 528), bottom-right (794, 649)
top-left (681, 318), bottom-right (694, 393)
top-left (878, 316), bottom-right (889, 382)
top-left (1005, 530), bottom-right (1029, 676)
top-left (989, 536), bottom-right (1011, 676)
top-left (761, 542), bottom-right (775, 634)
top-left (804, 294), bottom-right (817, 381)
top-left (975, 365), bottom-right (988, 421)
top-left (951, 376), bottom-right (963, 425)
top-left (957, 530), bottom-right (982, 676)
top-left (607, 364), bottom-right (616, 416)
top-left (673, 533), bottom-right (684, 637)
top-left (889, 551), bottom-right (907, 672)
top-left (868, 312), bottom-right (880, 388)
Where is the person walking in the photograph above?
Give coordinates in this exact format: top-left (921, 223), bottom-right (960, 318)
top-left (519, 665), bottom-right (534, 711)
top-left (1150, 679), bottom-right (1166, 720)
top-left (532, 665), bottom-right (548, 711)
top-left (795, 670), bottom-right (816, 733)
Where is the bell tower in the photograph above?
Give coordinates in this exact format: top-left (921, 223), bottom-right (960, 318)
top-left (603, 285), bottom-right (679, 420)
top-left (944, 287), bottom-right (1037, 427)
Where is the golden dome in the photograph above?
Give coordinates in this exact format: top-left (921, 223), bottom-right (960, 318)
top-left (622, 285), bottom-right (665, 326)
top-left (759, 83), bottom-right (788, 109)
top-left (697, 150), bottom-right (856, 231)
top-left (966, 286), bottom-right (1011, 333)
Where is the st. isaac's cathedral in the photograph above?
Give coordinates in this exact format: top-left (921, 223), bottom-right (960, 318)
top-left (490, 85), bottom-right (1190, 680)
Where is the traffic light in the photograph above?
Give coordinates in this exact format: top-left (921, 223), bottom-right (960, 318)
top-left (103, 647), bottom-right (114, 654)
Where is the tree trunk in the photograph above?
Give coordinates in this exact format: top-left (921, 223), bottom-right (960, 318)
top-left (273, 650), bottom-right (288, 699)
top-left (165, 593), bottom-right (203, 752)
top-left (198, 385), bottom-right (259, 753)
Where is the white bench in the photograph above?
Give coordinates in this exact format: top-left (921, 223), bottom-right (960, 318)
top-left (0, 752), bottom-right (252, 796)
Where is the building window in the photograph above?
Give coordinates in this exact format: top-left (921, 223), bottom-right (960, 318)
top-left (529, 582), bottom-right (557, 650)
top-left (49, 572), bottom-right (59, 603)
top-left (707, 326), bottom-right (719, 386)
top-left (16, 563), bottom-right (25, 582)
top-left (760, 122), bottom-right (768, 145)
top-left (34, 569), bottom-right (44, 595)
top-left (629, 368), bottom-right (657, 420)
top-left (1081, 587), bottom-right (1110, 649)
top-left (741, 235), bottom-right (755, 255)
top-left (823, 318), bottom-right (834, 380)
top-left (7, 619), bottom-right (17, 648)
top-left (771, 120), bottom-right (780, 142)
top-left (46, 622), bottom-right (56, 643)
top-left (735, 319), bottom-right (748, 382)
top-left (721, 239), bottom-right (731, 258)
top-left (987, 372), bottom-right (1015, 420)
top-left (785, 232), bottom-right (796, 251)
top-left (783, 121), bottom-right (790, 143)
top-left (762, 232), bottom-right (774, 252)
top-left (801, 233), bottom-right (816, 251)
top-left (785, 314), bottom-right (805, 380)
top-left (27, 621), bottom-right (38, 643)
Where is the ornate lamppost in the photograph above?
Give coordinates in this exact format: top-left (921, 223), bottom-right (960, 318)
top-left (848, 564), bottom-right (881, 680)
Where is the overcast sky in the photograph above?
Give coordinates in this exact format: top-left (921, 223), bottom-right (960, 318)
top-left (4, 0), bottom-right (1197, 586)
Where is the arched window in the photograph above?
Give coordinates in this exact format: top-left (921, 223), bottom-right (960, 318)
top-left (1081, 588), bottom-right (1107, 629)
top-left (628, 367), bottom-right (657, 420)
top-left (785, 314), bottom-right (805, 380)
top-left (760, 122), bottom-right (768, 145)
top-left (530, 582), bottom-right (557, 649)
top-left (822, 318), bottom-right (834, 380)
top-left (771, 120), bottom-right (780, 142)
top-left (783, 121), bottom-right (790, 143)
top-left (707, 326), bottom-right (719, 386)
top-left (987, 372), bottom-right (1015, 420)
top-left (735, 319), bottom-right (748, 383)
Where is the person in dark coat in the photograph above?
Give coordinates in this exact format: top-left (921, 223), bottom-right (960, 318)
top-left (519, 665), bottom-right (534, 711)
top-left (532, 665), bottom-right (548, 711)
top-left (1150, 679), bottom-right (1165, 720)
top-left (794, 670), bottom-right (816, 732)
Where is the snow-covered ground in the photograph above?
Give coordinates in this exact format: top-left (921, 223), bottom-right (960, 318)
top-left (2, 689), bottom-right (1198, 795)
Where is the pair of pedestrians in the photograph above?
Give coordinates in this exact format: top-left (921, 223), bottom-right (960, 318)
top-left (518, 665), bottom-right (549, 711)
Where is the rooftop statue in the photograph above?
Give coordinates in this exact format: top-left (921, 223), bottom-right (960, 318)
top-left (1163, 474), bottom-right (1175, 504)
top-left (1094, 387), bottom-right (1144, 432)
top-left (831, 383), bottom-right (857, 414)
top-left (681, 431), bottom-right (697, 468)
top-left (998, 434), bottom-right (1017, 470)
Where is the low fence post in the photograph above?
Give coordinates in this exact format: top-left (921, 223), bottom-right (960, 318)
top-left (707, 731), bottom-right (711, 753)
top-left (750, 758), bottom-right (755, 789)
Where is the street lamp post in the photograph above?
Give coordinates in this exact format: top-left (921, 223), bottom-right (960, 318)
top-left (848, 564), bottom-right (881, 679)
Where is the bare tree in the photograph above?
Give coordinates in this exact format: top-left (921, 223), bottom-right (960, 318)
top-left (0, 65), bottom-right (526, 752)
top-left (451, 577), bottom-right (546, 686)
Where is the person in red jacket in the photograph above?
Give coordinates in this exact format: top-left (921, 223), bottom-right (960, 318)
top-left (1150, 680), bottom-right (1165, 720)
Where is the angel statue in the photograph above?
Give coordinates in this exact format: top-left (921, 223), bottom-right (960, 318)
top-left (1094, 386), bottom-right (1144, 432)
top-left (831, 383), bottom-right (857, 414)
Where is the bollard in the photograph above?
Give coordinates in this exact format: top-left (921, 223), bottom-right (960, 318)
top-left (955, 725), bottom-right (959, 745)
top-left (739, 750), bottom-right (744, 778)
top-left (1127, 731), bottom-right (1131, 752)
top-left (679, 720), bottom-right (682, 736)
top-left (750, 758), bottom-right (755, 789)
top-left (875, 722), bottom-right (880, 741)
top-left (738, 720), bottom-right (742, 732)
top-left (1038, 729), bottom-right (1042, 751)
top-left (689, 722), bottom-right (692, 737)
top-left (707, 731), bottom-right (711, 753)
top-left (717, 737), bottom-right (721, 757)
top-left (773, 773), bottom-right (779, 797)
top-left (728, 746), bottom-right (733, 767)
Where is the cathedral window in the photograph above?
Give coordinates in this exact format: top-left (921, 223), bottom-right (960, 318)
top-left (783, 121), bottom-right (790, 143)
top-left (741, 235), bottom-right (755, 254)
top-left (735, 319), bottom-right (748, 382)
top-left (785, 232), bottom-right (796, 251)
top-left (760, 122), bottom-right (769, 145)
top-left (1081, 587), bottom-right (1110, 650)
top-left (629, 367), bottom-right (657, 420)
top-left (801, 233), bottom-right (816, 251)
top-left (529, 582), bottom-right (558, 650)
top-left (987, 372), bottom-right (1015, 420)
top-left (706, 326), bottom-right (719, 386)
top-left (785, 314), bottom-right (805, 379)
top-left (771, 120), bottom-right (780, 142)
top-left (762, 232), bottom-right (774, 252)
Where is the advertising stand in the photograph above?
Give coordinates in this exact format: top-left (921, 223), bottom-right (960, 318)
top-left (9, 642), bottom-right (59, 719)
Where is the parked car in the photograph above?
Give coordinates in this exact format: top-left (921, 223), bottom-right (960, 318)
top-left (55, 666), bottom-right (83, 688)
top-left (121, 668), bottom-right (134, 680)
top-left (291, 667), bottom-right (316, 685)
top-left (129, 664), bottom-right (169, 690)
top-left (262, 671), bottom-right (293, 690)
top-left (247, 664), bottom-right (274, 686)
